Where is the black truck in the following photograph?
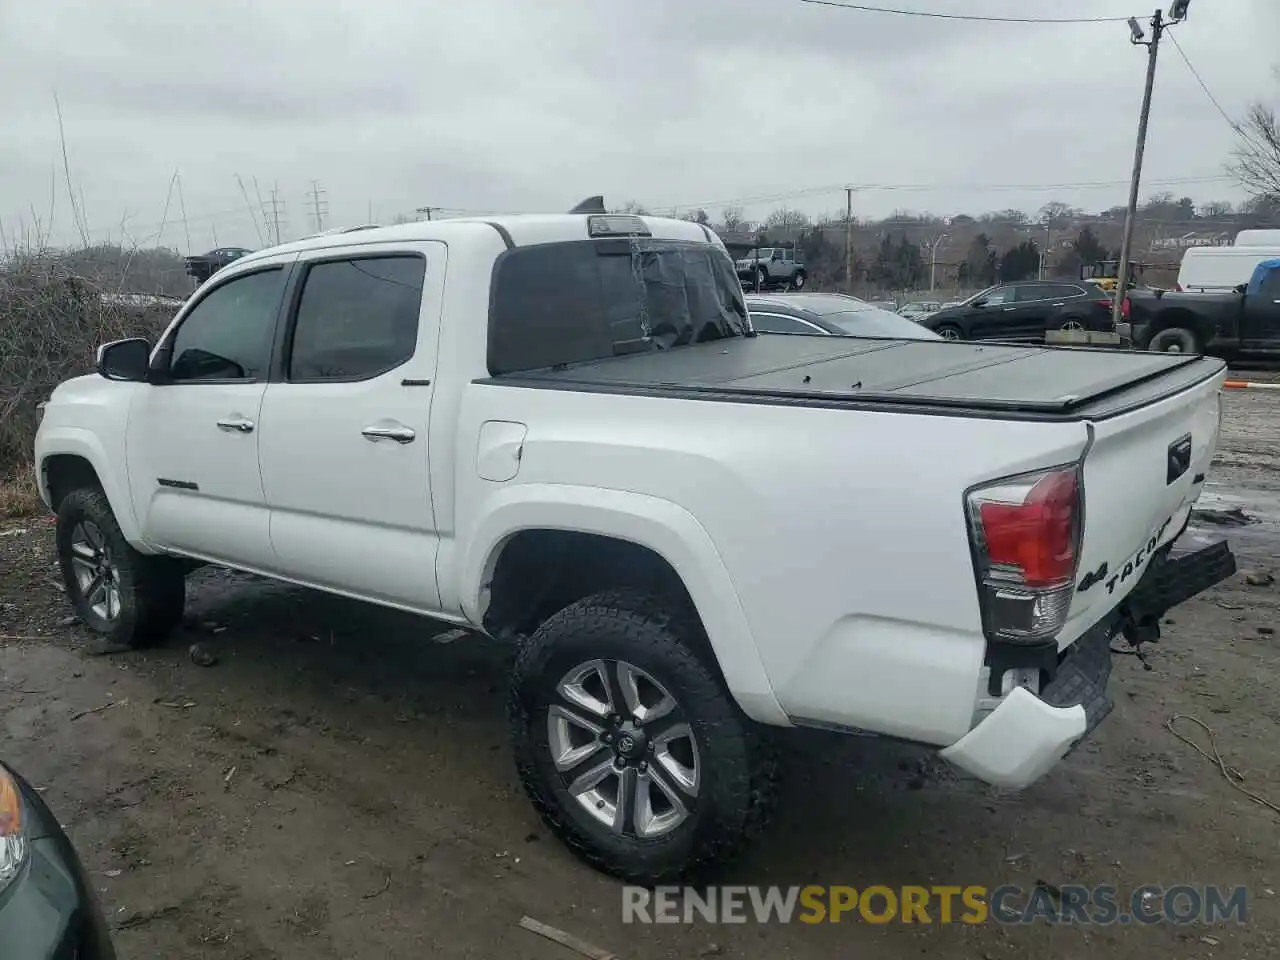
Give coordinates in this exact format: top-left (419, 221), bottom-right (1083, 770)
top-left (183, 246), bottom-right (254, 284)
top-left (1120, 257), bottom-right (1280, 357)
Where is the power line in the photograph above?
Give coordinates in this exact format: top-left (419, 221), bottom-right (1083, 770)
top-left (658, 174), bottom-right (1235, 214)
top-left (1166, 32), bottom-right (1246, 138)
top-left (797, 0), bottom-right (1129, 25)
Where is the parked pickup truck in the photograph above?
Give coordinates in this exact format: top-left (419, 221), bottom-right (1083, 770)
top-left (34, 209), bottom-right (1237, 883)
top-left (1119, 257), bottom-right (1280, 356)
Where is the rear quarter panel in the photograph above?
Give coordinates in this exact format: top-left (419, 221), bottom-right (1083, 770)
top-left (450, 383), bottom-right (1091, 745)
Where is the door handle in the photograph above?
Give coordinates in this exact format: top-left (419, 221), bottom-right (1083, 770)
top-left (1003, 307), bottom-right (1016, 312)
top-left (216, 417), bottom-right (255, 433)
top-left (362, 424), bottom-right (416, 444)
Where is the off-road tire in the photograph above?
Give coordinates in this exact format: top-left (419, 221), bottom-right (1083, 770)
top-left (790, 270), bottom-right (807, 290)
top-left (55, 488), bottom-right (186, 648)
top-left (755, 266), bottom-right (769, 290)
top-left (508, 588), bottom-right (780, 884)
top-left (1146, 327), bottom-right (1199, 354)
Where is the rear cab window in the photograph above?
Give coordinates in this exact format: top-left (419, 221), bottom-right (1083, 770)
top-left (487, 240), bottom-right (748, 376)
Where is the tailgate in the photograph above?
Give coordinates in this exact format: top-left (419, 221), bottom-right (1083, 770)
top-left (1060, 367), bottom-right (1227, 645)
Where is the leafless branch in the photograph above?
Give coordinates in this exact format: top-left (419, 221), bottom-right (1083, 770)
top-left (53, 92), bottom-right (89, 247)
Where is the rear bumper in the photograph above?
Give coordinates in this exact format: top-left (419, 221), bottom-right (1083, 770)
top-left (940, 530), bottom-right (1236, 788)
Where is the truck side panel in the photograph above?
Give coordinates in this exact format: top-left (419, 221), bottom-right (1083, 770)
top-left (447, 383), bottom-right (1092, 745)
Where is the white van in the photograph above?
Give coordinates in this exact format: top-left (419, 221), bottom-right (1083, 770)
top-left (1234, 229), bottom-right (1280, 246)
top-left (1176, 245), bottom-right (1280, 292)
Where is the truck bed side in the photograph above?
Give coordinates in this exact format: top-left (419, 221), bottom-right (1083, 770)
top-left (450, 379), bottom-right (1093, 746)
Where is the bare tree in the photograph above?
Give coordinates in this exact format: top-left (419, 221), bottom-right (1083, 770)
top-left (1231, 102), bottom-right (1280, 202)
top-left (1038, 201), bottom-right (1080, 227)
top-left (763, 207), bottom-right (810, 231)
top-left (719, 205), bottom-right (747, 233)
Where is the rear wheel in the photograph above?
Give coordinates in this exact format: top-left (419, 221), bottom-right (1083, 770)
top-left (790, 270), bottom-right (807, 290)
top-left (935, 323), bottom-right (963, 340)
top-left (56, 488), bottom-right (186, 648)
top-left (1146, 327), bottom-right (1199, 354)
top-left (508, 589), bottom-right (775, 883)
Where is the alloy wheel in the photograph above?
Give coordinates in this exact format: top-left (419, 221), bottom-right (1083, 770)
top-left (69, 521), bottom-right (122, 621)
top-left (547, 659), bottom-right (700, 839)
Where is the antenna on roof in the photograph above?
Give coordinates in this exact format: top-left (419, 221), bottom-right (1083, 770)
top-left (568, 195), bottom-right (606, 214)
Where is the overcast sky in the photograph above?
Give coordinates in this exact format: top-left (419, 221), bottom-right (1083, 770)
top-left (1, 0), bottom-right (1275, 253)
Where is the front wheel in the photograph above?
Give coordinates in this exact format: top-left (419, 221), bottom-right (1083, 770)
top-left (935, 323), bottom-right (963, 340)
top-left (56, 488), bottom-right (186, 648)
top-left (508, 589), bottom-right (773, 883)
top-left (1146, 327), bottom-right (1199, 354)
top-left (755, 266), bottom-right (769, 290)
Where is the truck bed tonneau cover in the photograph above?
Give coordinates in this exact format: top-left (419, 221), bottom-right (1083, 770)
top-left (481, 335), bottom-right (1225, 422)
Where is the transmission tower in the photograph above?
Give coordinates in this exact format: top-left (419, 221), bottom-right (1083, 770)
top-left (307, 181), bottom-right (329, 233)
top-left (263, 183), bottom-right (286, 245)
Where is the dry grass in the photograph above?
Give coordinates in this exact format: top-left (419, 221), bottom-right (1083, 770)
top-left (0, 462), bottom-right (42, 520)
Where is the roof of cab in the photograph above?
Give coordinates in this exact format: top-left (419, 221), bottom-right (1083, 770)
top-left (231, 213), bottom-right (722, 269)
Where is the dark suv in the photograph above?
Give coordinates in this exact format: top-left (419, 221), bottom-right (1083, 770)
top-left (917, 280), bottom-right (1115, 342)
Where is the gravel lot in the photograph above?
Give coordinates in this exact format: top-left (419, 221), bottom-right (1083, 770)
top-left (3, 377), bottom-right (1280, 959)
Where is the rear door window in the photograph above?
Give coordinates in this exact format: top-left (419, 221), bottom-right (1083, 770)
top-left (288, 255), bottom-right (426, 381)
top-left (488, 240), bottom-right (748, 375)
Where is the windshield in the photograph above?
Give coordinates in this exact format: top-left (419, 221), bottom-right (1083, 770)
top-left (742, 248), bottom-right (772, 261)
top-left (827, 308), bottom-right (943, 340)
top-left (488, 239), bottom-right (749, 375)
top-left (961, 285), bottom-right (1000, 305)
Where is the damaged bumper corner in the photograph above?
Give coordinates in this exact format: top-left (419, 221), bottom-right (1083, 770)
top-left (941, 529), bottom-right (1237, 790)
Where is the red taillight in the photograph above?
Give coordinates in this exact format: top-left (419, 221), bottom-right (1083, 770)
top-left (1121, 296), bottom-right (1131, 319)
top-left (1175, 283), bottom-right (1183, 292)
top-left (978, 470), bottom-right (1078, 588)
top-left (968, 465), bottom-right (1083, 644)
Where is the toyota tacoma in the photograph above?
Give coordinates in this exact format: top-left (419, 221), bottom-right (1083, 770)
top-left (34, 207), bottom-right (1236, 882)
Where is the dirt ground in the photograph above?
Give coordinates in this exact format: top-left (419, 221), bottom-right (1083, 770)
top-left (4, 378), bottom-right (1280, 959)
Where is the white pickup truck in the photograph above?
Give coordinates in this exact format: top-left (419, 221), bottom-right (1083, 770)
top-left (34, 208), bottom-right (1237, 882)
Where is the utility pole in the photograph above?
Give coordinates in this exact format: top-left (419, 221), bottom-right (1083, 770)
top-left (415, 206), bottom-right (438, 221)
top-left (844, 187), bottom-right (855, 294)
top-left (307, 181), bottom-right (328, 233)
top-left (1112, 2), bottom-right (1190, 334)
top-left (1039, 220), bottom-right (1051, 281)
top-left (928, 233), bottom-right (948, 293)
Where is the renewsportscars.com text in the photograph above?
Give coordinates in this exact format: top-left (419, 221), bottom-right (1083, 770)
top-left (622, 884), bottom-right (1249, 926)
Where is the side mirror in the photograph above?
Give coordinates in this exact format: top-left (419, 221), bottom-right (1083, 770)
top-left (96, 338), bottom-right (152, 382)
top-left (1235, 283), bottom-right (1248, 294)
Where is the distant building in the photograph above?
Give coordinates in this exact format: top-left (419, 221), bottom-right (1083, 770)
top-left (1151, 232), bottom-right (1231, 250)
